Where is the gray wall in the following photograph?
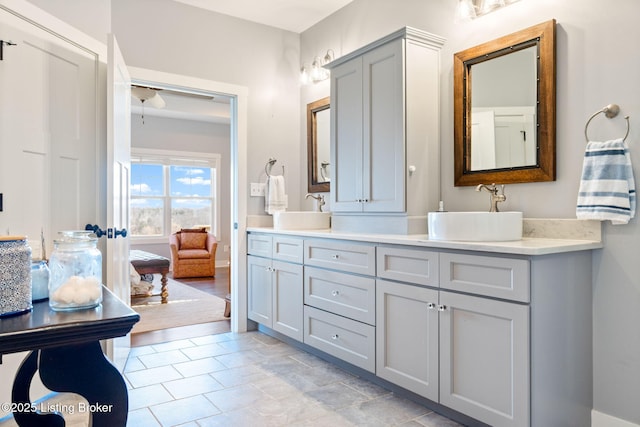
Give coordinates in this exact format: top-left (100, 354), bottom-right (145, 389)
top-left (19, 0), bottom-right (640, 424)
top-left (130, 114), bottom-right (231, 263)
top-left (110, 0), bottom-right (304, 214)
top-left (301, 0), bottom-right (640, 424)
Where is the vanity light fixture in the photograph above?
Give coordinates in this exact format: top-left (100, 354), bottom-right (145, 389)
top-left (300, 49), bottom-right (334, 85)
top-left (456, 0), bottom-right (521, 20)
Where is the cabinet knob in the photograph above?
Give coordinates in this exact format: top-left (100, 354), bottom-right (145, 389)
top-left (331, 290), bottom-right (340, 297)
top-left (427, 302), bottom-right (435, 309)
top-left (438, 304), bottom-right (447, 312)
top-left (331, 254), bottom-right (340, 260)
top-left (331, 334), bottom-right (339, 340)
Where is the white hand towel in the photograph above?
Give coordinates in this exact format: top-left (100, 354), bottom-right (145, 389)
top-left (576, 138), bottom-right (636, 224)
top-left (265, 175), bottom-right (287, 215)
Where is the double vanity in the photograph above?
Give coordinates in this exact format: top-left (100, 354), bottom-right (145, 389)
top-left (247, 20), bottom-right (597, 427)
top-left (246, 219), bottom-right (601, 427)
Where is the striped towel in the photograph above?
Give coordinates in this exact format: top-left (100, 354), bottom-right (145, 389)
top-left (576, 138), bottom-right (636, 224)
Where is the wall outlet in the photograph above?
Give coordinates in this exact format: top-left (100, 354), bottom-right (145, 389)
top-left (250, 182), bottom-right (266, 197)
top-left (223, 245), bottom-right (229, 252)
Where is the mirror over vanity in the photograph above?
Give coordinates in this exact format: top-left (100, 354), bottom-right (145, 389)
top-left (454, 19), bottom-right (556, 186)
top-left (307, 97), bottom-right (330, 193)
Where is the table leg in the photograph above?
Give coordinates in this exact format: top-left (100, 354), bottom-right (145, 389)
top-left (37, 342), bottom-right (129, 427)
top-left (12, 351), bottom-right (65, 427)
top-left (160, 272), bottom-right (169, 303)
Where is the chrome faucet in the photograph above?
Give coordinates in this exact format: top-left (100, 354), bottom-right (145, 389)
top-left (476, 183), bottom-right (506, 212)
top-left (305, 193), bottom-right (326, 212)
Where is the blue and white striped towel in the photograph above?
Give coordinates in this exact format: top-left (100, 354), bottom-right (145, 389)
top-left (576, 138), bottom-right (636, 224)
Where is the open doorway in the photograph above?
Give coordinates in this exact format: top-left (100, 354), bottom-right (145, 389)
top-left (125, 67), bottom-right (248, 342)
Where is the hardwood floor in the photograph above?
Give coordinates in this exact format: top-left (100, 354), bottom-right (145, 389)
top-left (131, 266), bottom-right (231, 347)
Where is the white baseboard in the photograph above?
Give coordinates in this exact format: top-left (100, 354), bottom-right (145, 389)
top-left (592, 410), bottom-right (640, 427)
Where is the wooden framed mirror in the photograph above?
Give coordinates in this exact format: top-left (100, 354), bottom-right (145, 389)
top-left (454, 19), bottom-right (556, 186)
top-left (307, 96), bottom-right (330, 193)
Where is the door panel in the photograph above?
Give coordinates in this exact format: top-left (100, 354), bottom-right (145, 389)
top-left (0, 10), bottom-right (97, 257)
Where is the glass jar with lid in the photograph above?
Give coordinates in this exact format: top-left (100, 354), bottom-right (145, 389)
top-left (48, 231), bottom-right (103, 311)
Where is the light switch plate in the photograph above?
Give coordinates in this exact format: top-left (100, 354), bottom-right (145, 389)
top-left (250, 183), bottom-right (266, 197)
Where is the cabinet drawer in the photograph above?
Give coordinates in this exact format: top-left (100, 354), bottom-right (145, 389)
top-left (273, 236), bottom-right (303, 264)
top-left (377, 246), bottom-right (439, 286)
top-left (440, 253), bottom-right (530, 302)
top-left (304, 239), bottom-right (375, 276)
top-left (304, 305), bottom-right (375, 373)
top-left (247, 234), bottom-right (272, 257)
top-left (304, 266), bottom-right (375, 325)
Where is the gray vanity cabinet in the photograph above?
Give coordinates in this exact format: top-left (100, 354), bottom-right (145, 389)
top-left (247, 235), bottom-right (304, 341)
top-left (327, 28), bottom-right (444, 233)
top-left (302, 239), bottom-right (377, 372)
top-left (330, 38), bottom-right (404, 213)
top-left (439, 290), bottom-right (529, 427)
top-left (376, 246), bottom-right (530, 427)
top-left (376, 279), bottom-right (439, 401)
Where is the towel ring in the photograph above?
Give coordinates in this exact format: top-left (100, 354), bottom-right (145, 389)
top-left (584, 104), bottom-right (630, 143)
top-left (265, 157), bottom-right (284, 177)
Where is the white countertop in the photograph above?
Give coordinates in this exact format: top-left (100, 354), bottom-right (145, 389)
top-left (246, 227), bottom-right (603, 256)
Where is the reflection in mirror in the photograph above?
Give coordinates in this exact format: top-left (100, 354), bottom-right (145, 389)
top-left (454, 19), bottom-right (556, 186)
top-left (471, 45), bottom-right (537, 170)
top-left (307, 97), bottom-right (330, 193)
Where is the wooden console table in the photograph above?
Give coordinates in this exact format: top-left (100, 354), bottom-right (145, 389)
top-left (0, 287), bottom-right (139, 427)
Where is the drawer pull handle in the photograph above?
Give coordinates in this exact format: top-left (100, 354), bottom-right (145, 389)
top-left (331, 334), bottom-right (339, 340)
top-left (438, 304), bottom-right (447, 312)
top-left (331, 254), bottom-right (340, 260)
top-left (331, 290), bottom-right (340, 297)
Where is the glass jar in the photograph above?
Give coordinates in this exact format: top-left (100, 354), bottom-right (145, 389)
top-left (48, 231), bottom-right (102, 311)
top-left (31, 260), bottom-right (50, 302)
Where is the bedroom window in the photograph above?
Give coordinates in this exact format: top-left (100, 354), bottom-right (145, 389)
top-left (130, 149), bottom-right (221, 241)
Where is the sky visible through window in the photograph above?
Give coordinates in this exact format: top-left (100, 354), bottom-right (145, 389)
top-left (130, 164), bottom-right (213, 207)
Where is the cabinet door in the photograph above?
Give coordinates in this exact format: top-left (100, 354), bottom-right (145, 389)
top-left (331, 56), bottom-right (364, 212)
top-left (247, 255), bottom-right (272, 326)
top-left (439, 291), bottom-right (530, 427)
top-left (376, 279), bottom-right (439, 401)
top-left (272, 261), bottom-right (303, 341)
top-left (363, 39), bottom-right (405, 212)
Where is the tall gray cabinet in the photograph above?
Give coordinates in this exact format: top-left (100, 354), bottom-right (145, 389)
top-left (326, 27), bottom-right (445, 234)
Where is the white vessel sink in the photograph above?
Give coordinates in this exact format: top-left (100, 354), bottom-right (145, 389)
top-left (428, 211), bottom-right (523, 242)
top-left (273, 211), bottom-right (331, 230)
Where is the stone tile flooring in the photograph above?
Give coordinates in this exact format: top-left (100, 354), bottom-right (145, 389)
top-left (125, 330), bottom-right (464, 426)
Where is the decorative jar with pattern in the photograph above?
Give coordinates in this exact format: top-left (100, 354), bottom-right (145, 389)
top-left (0, 236), bottom-right (32, 317)
top-left (48, 231), bottom-right (102, 311)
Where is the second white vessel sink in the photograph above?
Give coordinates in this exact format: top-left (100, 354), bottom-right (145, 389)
top-left (273, 211), bottom-right (331, 230)
top-left (428, 211), bottom-right (523, 242)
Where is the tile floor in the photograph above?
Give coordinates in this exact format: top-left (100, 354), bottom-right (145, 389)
top-left (125, 330), bottom-right (464, 427)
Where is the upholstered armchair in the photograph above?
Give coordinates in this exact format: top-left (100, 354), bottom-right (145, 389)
top-left (169, 230), bottom-right (217, 279)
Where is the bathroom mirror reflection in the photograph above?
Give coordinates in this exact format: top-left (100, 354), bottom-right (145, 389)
top-left (454, 19), bottom-right (556, 186)
top-left (307, 97), bottom-right (330, 193)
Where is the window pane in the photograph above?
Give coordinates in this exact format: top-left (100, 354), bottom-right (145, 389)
top-left (131, 164), bottom-right (164, 196)
top-left (130, 198), bottom-right (164, 236)
top-left (170, 166), bottom-right (212, 197)
top-left (171, 199), bottom-right (212, 232)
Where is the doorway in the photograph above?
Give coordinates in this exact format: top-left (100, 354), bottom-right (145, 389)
top-left (127, 67), bottom-right (249, 335)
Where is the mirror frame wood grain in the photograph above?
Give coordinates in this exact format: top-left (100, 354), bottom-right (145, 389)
top-left (454, 19), bottom-right (556, 186)
top-left (307, 96), bottom-right (330, 193)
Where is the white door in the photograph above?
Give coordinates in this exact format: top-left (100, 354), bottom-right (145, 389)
top-left (0, 7), bottom-right (98, 255)
top-left (106, 34), bottom-right (132, 370)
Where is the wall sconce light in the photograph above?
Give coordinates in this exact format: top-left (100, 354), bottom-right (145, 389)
top-left (300, 49), bottom-right (334, 85)
top-left (456, 0), bottom-right (520, 20)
